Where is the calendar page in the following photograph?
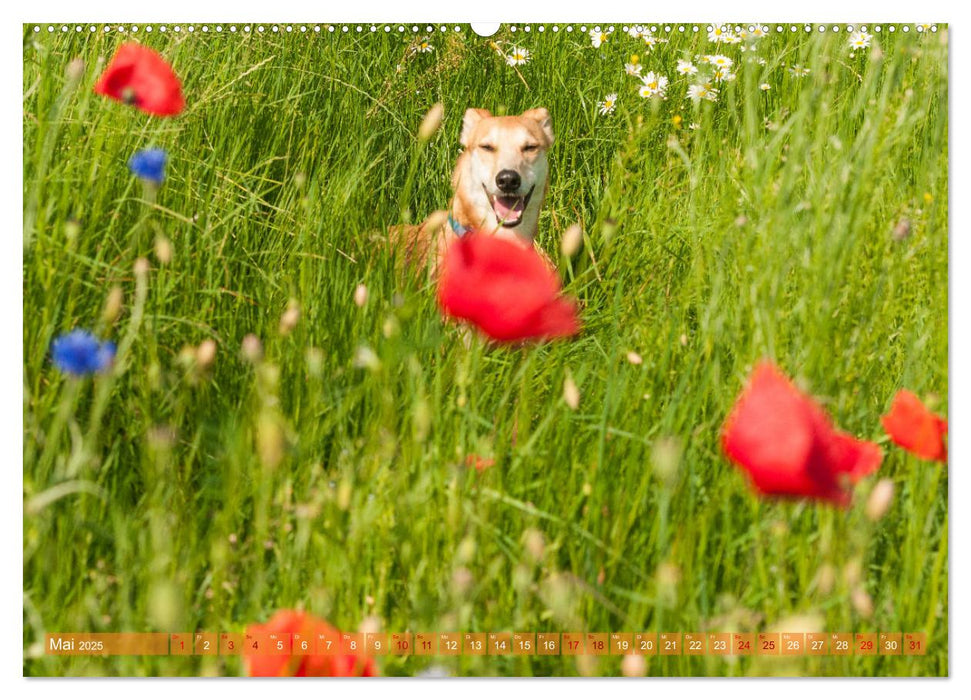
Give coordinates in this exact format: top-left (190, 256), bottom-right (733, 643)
top-left (22, 16), bottom-right (948, 679)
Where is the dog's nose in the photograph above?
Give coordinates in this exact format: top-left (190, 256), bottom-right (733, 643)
top-left (495, 169), bottom-right (521, 193)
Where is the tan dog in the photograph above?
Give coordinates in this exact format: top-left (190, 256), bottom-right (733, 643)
top-left (391, 107), bottom-right (554, 272)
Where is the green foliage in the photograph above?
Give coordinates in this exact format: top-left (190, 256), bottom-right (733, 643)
top-left (23, 24), bottom-right (948, 676)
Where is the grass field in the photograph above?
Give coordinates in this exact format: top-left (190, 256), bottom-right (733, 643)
top-left (22, 23), bottom-right (948, 676)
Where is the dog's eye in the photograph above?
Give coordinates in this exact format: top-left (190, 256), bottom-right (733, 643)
top-left (479, 144), bottom-right (496, 153)
top-left (522, 143), bottom-right (539, 153)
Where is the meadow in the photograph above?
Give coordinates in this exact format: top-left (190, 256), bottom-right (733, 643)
top-left (22, 22), bottom-right (948, 676)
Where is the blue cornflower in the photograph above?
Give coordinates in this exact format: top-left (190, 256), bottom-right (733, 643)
top-left (51, 330), bottom-right (116, 376)
top-left (128, 148), bottom-right (168, 184)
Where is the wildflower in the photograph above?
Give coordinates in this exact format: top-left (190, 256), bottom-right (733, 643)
top-left (881, 390), bottom-right (947, 462)
top-left (849, 30), bottom-right (872, 50)
top-left (722, 33), bottom-right (742, 44)
top-left (624, 63), bottom-right (643, 77)
top-left (642, 33), bottom-right (666, 50)
top-left (687, 83), bottom-right (719, 102)
top-left (353, 283), bottom-right (368, 307)
top-left (94, 43), bottom-right (185, 116)
top-left (789, 64), bottom-right (811, 77)
top-left (639, 72), bottom-right (669, 98)
top-left (506, 47), bottom-right (530, 66)
top-left (279, 303), bottom-right (300, 335)
top-left (590, 28), bottom-right (610, 48)
top-left (415, 39), bottom-right (433, 54)
top-left (688, 122), bottom-right (700, 130)
top-left (750, 25), bottom-right (767, 38)
top-left (708, 25), bottom-right (730, 43)
top-left (676, 59), bottom-right (698, 75)
top-left (704, 54), bottom-right (734, 70)
top-left (245, 610), bottom-right (375, 677)
top-left (51, 329), bottom-right (116, 375)
top-left (627, 26), bottom-right (646, 39)
top-left (598, 93), bottom-right (617, 115)
top-left (437, 234), bottom-right (580, 343)
top-left (465, 454), bottom-right (495, 472)
top-left (760, 83), bottom-right (771, 91)
top-left (713, 67), bottom-right (736, 82)
top-left (196, 339), bottom-right (217, 369)
top-left (241, 334), bottom-right (263, 364)
top-left (128, 148), bottom-right (167, 184)
top-left (721, 362), bottom-right (881, 506)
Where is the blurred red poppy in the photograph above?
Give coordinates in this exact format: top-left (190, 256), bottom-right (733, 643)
top-left (437, 234), bottom-right (579, 342)
top-left (881, 389), bottom-right (947, 462)
top-left (244, 610), bottom-right (375, 677)
top-left (94, 43), bottom-right (185, 116)
top-left (721, 362), bottom-right (882, 506)
top-left (465, 454), bottom-right (495, 472)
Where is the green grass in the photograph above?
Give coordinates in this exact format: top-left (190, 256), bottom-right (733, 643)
top-left (22, 23), bottom-right (948, 677)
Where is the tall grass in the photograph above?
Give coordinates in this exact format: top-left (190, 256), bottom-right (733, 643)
top-left (23, 23), bottom-right (948, 676)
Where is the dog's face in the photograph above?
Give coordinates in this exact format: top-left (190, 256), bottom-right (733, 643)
top-left (456, 108), bottom-right (554, 232)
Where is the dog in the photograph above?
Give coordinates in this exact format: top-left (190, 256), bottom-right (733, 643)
top-left (391, 107), bottom-right (555, 273)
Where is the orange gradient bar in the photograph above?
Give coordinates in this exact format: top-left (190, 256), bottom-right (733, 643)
top-left (45, 633), bottom-right (169, 656)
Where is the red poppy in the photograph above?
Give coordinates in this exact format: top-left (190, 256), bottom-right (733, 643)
top-left (244, 610), bottom-right (376, 677)
top-left (881, 389), bottom-right (947, 462)
top-left (465, 454), bottom-right (495, 472)
top-left (721, 362), bottom-right (882, 506)
top-left (94, 43), bottom-right (185, 117)
top-left (437, 234), bottom-right (579, 342)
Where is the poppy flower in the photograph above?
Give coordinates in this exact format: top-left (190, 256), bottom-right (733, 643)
top-left (437, 234), bottom-right (580, 342)
top-left (244, 610), bottom-right (376, 677)
top-left (51, 330), bottom-right (116, 376)
top-left (94, 43), bottom-right (185, 117)
top-left (128, 148), bottom-right (168, 184)
top-left (881, 389), bottom-right (947, 462)
top-left (721, 362), bottom-right (881, 506)
top-left (464, 454), bottom-right (495, 472)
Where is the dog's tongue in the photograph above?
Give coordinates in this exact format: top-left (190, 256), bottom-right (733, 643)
top-left (493, 196), bottom-right (524, 222)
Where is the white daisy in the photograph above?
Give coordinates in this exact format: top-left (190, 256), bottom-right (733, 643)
top-left (704, 54), bottom-right (734, 70)
top-left (506, 47), bottom-right (530, 66)
top-left (416, 39), bottom-right (434, 54)
top-left (598, 93), bottom-right (618, 115)
top-left (590, 28), bottom-right (610, 48)
top-left (628, 26), bottom-right (647, 39)
top-left (687, 83), bottom-right (719, 102)
top-left (750, 25), bottom-right (767, 38)
top-left (639, 71), bottom-right (669, 98)
top-left (722, 33), bottom-right (742, 44)
top-left (759, 83), bottom-right (771, 91)
top-left (848, 30), bottom-right (872, 50)
top-left (625, 62), bottom-right (643, 77)
top-left (788, 64), bottom-right (811, 77)
top-left (713, 67), bottom-right (736, 82)
top-left (642, 33), bottom-right (667, 49)
top-left (676, 59), bottom-right (698, 75)
top-left (708, 25), bottom-right (730, 43)
top-left (688, 122), bottom-right (700, 130)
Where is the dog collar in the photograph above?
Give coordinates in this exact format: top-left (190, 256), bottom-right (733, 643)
top-left (448, 213), bottom-right (469, 237)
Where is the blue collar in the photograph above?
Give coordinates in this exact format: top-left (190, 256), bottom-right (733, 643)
top-left (448, 213), bottom-right (469, 237)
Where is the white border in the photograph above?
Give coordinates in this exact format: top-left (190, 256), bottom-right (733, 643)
top-left (5, 1), bottom-right (965, 697)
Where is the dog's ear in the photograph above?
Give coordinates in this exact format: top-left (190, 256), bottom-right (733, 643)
top-left (522, 107), bottom-right (554, 147)
top-left (460, 108), bottom-right (491, 147)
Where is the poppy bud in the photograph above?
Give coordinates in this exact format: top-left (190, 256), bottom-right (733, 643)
top-left (560, 223), bottom-right (583, 257)
top-left (563, 374), bottom-right (580, 410)
top-left (196, 339), bottom-right (217, 369)
top-left (241, 334), bottom-right (263, 364)
top-left (279, 303), bottom-right (300, 336)
top-left (102, 286), bottom-right (123, 325)
top-left (865, 478), bottom-right (894, 521)
top-left (418, 102), bottom-right (444, 143)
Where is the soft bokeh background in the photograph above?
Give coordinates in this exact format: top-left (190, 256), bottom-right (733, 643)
top-left (23, 22), bottom-right (948, 675)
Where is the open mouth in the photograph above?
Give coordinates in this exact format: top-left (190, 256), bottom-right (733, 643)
top-left (484, 184), bottom-right (535, 228)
